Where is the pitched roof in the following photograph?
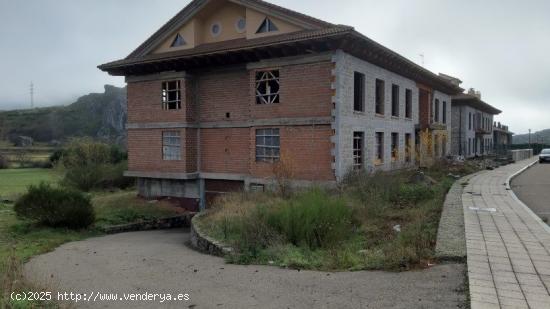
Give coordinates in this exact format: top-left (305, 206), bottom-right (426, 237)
top-left (101, 26), bottom-right (351, 69)
top-left (452, 93), bottom-right (502, 115)
top-left (126, 0), bottom-right (332, 59)
top-left (99, 0), bottom-right (463, 94)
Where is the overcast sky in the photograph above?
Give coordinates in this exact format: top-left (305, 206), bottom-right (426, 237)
top-left (0, 0), bottom-right (548, 134)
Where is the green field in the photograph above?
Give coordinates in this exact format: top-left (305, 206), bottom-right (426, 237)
top-left (0, 168), bottom-right (61, 198)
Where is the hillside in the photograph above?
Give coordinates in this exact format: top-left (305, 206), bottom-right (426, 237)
top-left (513, 129), bottom-right (550, 145)
top-left (0, 85), bottom-right (127, 146)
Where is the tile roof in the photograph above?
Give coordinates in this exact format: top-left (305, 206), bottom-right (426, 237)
top-left (100, 26), bottom-right (352, 69)
top-left (452, 93), bottom-right (502, 114)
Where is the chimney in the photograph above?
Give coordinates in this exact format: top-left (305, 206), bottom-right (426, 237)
top-left (468, 88), bottom-right (482, 99)
top-left (438, 73), bottom-right (462, 86)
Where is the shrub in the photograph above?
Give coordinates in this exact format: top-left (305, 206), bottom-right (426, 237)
top-left (14, 183), bottom-right (95, 229)
top-left (49, 149), bottom-right (65, 165)
top-left (267, 189), bottom-right (354, 249)
top-left (60, 139), bottom-right (131, 191)
top-left (109, 145), bottom-right (128, 163)
top-left (99, 161), bottom-right (134, 189)
top-left (0, 153), bottom-right (8, 169)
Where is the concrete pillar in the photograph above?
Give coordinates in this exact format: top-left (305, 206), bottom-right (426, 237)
top-left (199, 178), bottom-right (206, 212)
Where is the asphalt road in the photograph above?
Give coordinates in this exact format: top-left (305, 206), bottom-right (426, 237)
top-left (24, 229), bottom-right (467, 309)
top-left (511, 161), bottom-right (550, 223)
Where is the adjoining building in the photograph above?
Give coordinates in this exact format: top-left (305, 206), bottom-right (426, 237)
top-left (451, 89), bottom-right (502, 158)
top-left (99, 0), bottom-right (462, 209)
top-left (493, 122), bottom-right (514, 155)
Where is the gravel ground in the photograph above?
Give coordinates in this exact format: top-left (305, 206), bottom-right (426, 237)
top-left (24, 229), bottom-right (467, 309)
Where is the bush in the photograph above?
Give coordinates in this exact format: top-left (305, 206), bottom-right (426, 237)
top-left (0, 153), bottom-right (8, 169)
top-left (49, 149), bottom-right (65, 165)
top-left (60, 139), bottom-right (131, 191)
top-left (267, 189), bottom-right (354, 249)
top-left (14, 183), bottom-right (95, 229)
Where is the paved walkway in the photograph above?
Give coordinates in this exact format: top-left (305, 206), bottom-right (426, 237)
top-left (463, 158), bottom-right (550, 309)
top-left (24, 229), bottom-right (466, 309)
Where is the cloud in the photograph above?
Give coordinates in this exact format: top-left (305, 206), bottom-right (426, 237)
top-left (0, 0), bottom-right (548, 133)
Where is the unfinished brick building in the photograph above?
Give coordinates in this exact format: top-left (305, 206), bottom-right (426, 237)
top-left (99, 0), bottom-right (462, 209)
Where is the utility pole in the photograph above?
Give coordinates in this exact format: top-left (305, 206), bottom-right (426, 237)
top-left (30, 82), bottom-right (34, 108)
top-left (528, 129), bottom-right (531, 148)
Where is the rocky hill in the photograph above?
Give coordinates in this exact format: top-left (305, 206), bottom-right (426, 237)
top-left (0, 85), bottom-right (127, 146)
top-left (513, 129), bottom-right (550, 145)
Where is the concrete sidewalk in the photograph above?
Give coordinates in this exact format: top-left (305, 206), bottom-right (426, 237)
top-left (463, 158), bottom-right (550, 309)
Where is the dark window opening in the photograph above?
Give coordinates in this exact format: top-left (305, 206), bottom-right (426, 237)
top-left (162, 81), bottom-right (182, 110)
top-left (170, 34), bottom-right (186, 47)
top-left (434, 99), bottom-right (440, 122)
top-left (375, 132), bottom-right (384, 163)
top-left (353, 72), bottom-right (365, 112)
top-left (442, 101), bottom-right (447, 124)
top-left (391, 133), bottom-right (399, 160)
top-left (391, 84), bottom-right (399, 117)
top-left (405, 89), bottom-right (412, 119)
top-left (256, 70), bottom-right (280, 104)
top-left (375, 79), bottom-right (385, 115)
top-left (256, 18), bottom-right (279, 33)
top-left (405, 133), bottom-right (412, 162)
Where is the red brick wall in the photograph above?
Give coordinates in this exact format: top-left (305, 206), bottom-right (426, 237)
top-left (250, 125), bottom-right (334, 181)
top-left (250, 62), bottom-right (334, 119)
top-left (198, 70), bottom-right (250, 122)
top-left (185, 128), bottom-right (198, 172)
top-left (127, 79), bottom-right (188, 123)
top-left (200, 128), bottom-right (250, 174)
top-left (126, 60), bottom-right (335, 182)
top-left (418, 85), bottom-right (432, 128)
top-left (128, 129), bottom-right (187, 173)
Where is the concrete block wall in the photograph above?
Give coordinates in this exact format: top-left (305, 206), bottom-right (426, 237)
top-left (450, 105), bottom-right (494, 158)
top-left (432, 90), bottom-right (452, 157)
top-left (332, 50), bottom-right (418, 179)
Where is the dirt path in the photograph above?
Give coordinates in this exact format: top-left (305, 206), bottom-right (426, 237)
top-left (24, 229), bottom-right (466, 309)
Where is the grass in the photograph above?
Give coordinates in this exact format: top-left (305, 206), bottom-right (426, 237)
top-left (0, 168), bottom-right (182, 308)
top-left (198, 162), bottom-right (473, 272)
top-left (0, 169), bottom-right (61, 199)
top-left (93, 191), bottom-right (184, 229)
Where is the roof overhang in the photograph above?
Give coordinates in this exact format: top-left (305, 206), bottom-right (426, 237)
top-left (452, 94), bottom-right (502, 115)
top-left (99, 27), bottom-right (463, 94)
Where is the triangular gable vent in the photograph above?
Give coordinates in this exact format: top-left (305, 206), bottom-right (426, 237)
top-left (256, 18), bottom-right (279, 33)
top-left (170, 33), bottom-right (186, 47)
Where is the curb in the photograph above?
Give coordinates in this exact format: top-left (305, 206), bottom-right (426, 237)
top-left (506, 158), bottom-right (550, 234)
top-left (435, 172), bottom-right (483, 262)
top-left (100, 214), bottom-right (195, 234)
top-left (189, 212), bottom-right (234, 257)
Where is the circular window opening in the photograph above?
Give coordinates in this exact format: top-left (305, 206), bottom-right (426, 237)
top-left (211, 23), bottom-right (222, 37)
top-left (235, 17), bottom-right (246, 33)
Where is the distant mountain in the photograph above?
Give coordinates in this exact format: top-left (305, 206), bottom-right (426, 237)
top-left (0, 85), bottom-right (127, 146)
top-left (513, 129), bottom-right (550, 145)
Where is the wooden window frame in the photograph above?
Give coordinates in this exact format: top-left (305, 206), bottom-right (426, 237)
top-left (353, 131), bottom-right (364, 170)
top-left (162, 131), bottom-right (181, 161)
top-left (162, 80), bottom-right (182, 110)
top-left (255, 70), bottom-right (280, 105)
top-left (255, 128), bottom-right (280, 162)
